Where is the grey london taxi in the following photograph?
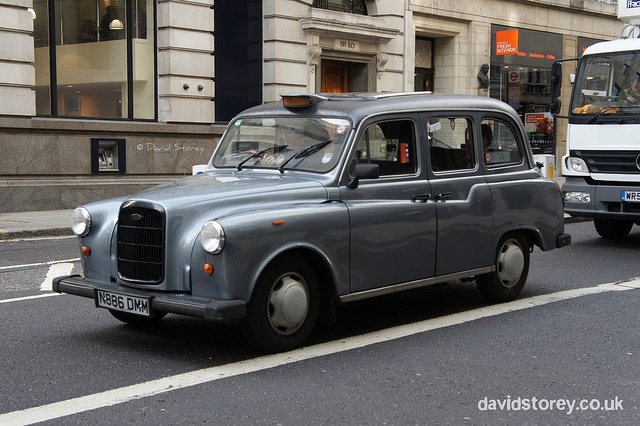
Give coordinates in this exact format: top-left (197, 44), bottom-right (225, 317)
top-left (54, 92), bottom-right (571, 353)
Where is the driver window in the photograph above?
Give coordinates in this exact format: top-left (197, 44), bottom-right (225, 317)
top-left (352, 119), bottom-right (417, 177)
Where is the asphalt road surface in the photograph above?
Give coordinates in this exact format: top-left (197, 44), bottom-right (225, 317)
top-left (1, 221), bottom-right (639, 424)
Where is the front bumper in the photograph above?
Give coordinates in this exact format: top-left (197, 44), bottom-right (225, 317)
top-left (52, 275), bottom-right (246, 321)
top-left (563, 178), bottom-right (640, 221)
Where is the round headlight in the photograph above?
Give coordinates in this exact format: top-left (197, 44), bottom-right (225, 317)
top-left (70, 207), bottom-right (91, 237)
top-left (201, 220), bottom-right (225, 254)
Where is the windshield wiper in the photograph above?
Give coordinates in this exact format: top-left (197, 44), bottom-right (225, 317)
top-left (236, 144), bottom-right (288, 171)
top-left (587, 107), bottom-right (620, 124)
top-left (278, 140), bottom-right (332, 173)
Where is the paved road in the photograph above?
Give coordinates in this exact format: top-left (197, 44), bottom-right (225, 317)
top-left (1, 221), bottom-right (639, 424)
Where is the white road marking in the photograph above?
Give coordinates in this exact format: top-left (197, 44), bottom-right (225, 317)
top-left (0, 293), bottom-right (62, 304)
top-left (0, 258), bottom-right (80, 273)
top-left (1, 278), bottom-right (639, 425)
top-left (40, 263), bottom-right (75, 291)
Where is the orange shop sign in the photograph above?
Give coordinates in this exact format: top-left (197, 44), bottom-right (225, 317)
top-left (496, 30), bottom-right (518, 55)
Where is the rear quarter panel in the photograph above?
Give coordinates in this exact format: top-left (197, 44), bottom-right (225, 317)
top-left (485, 170), bottom-right (564, 251)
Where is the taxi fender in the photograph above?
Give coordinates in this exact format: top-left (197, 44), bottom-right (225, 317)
top-left (205, 202), bottom-right (350, 302)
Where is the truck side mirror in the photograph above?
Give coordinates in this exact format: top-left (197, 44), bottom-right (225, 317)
top-left (549, 61), bottom-right (563, 115)
top-left (551, 62), bottom-right (562, 98)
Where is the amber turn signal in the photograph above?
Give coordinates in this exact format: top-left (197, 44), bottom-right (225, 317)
top-left (203, 263), bottom-right (214, 275)
top-left (81, 246), bottom-right (91, 256)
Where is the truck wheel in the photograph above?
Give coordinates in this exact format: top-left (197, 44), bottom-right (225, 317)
top-left (243, 255), bottom-right (319, 353)
top-left (594, 218), bottom-right (632, 239)
top-left (476, 233), bottom-right (530, 303)
top-left (109, 310), bottom-right (166, 325)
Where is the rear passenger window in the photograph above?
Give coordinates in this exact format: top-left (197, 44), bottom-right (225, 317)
top-left (428, 117), bottom-right (475, 172)
top-left (481, 118), bottom-right (523, 167)
top-left (352, 119), bottom-right (417, 177)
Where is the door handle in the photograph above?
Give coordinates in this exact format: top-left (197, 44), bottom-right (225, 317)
top-left (412, 194), bottom-right (431, 203)
top-left (436, 191), bottom-right (452, 200)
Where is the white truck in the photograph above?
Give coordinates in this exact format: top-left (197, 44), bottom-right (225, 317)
top-left (550, 2), bottom-right (640, 238)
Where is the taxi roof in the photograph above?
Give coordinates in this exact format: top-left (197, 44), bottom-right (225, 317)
top-left (235, 92), bottom-right (521, 124)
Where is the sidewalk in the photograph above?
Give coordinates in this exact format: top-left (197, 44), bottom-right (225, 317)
top-left (0, 209), bottom-right (74, 240)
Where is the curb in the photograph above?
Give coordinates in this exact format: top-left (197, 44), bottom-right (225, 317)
top-left (0, 228), bottom-right (74, 241)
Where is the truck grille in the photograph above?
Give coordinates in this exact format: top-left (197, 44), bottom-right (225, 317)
top-left (573, 150), bottom-right (640, 174)
top-left (117, 204), bottom-right (165, 283)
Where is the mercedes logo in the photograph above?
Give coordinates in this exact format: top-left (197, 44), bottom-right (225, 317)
top-left (636, 154), bottom-right (640, 171)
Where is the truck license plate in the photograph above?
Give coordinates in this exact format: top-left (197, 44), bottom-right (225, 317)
top-left (621, 191), bottom-right (640, 202)
top-left (96, 290), bottom-right (150, 316)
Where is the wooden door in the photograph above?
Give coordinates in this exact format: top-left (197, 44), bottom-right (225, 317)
top-left (321, 60), bottom-right (348, 93)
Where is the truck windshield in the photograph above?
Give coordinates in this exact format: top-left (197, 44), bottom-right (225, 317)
top-left (212, 117), bottom-right (351, 173)
top-left (572, 52), bottom-right (640, 116)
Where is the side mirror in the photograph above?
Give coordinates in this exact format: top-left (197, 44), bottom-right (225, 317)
top-left (551, 62), bottom-right (562, 98)
top-left (347, 163), bottom-right (379, 189)
top-left (549, 62), bottom-right (563, 116)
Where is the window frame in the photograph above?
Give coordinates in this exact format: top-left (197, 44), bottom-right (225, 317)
top-left (426, 114), bottom-right (477, 175)
top-left (480, 115), bottom-right (527, 170)
top-left (348, 117), bottom-right (420, 179)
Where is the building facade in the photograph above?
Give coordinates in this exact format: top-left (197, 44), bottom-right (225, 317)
top-left (0, 0), bottom-right (623, 212)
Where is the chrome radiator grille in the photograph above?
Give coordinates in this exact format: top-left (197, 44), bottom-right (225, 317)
top-left (117, 204), bottom-right (165, 283)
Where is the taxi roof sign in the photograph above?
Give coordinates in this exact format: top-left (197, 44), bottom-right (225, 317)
top-left (281, 94), bottom-right (327, 108)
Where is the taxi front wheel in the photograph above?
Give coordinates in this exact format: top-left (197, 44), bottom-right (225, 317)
top-left (242, 254), bottom-right (320, 353)
top-left (476, 233), bottom-right (530, 303)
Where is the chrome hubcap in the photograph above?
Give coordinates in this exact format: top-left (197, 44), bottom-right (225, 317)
top-left (268, 274), bottom-right (309, 335)
top-left (496, 239), bottom-right (524, 288)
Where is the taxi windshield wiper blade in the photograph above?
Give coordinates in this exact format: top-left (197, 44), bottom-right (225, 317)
top-left (237, 144), bottom-right (288, 171)
top-left (278, 140), bottom-right (332, 173)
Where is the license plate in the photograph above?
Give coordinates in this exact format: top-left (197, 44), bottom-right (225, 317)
top-left (621, 191), bottom-right (640, 202)
top-left (96, 290), bottom-right (150, 317)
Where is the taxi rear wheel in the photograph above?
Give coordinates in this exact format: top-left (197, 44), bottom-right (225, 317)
top-left (242, 255), bottom-right (319, 353)
top-left (476, 233), bottom-right (530, 303)
top-left (109, 309), bottom-right (166, 325)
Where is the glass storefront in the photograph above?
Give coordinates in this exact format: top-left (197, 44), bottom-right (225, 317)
top-left (490, 25), bottom-right (562, 155)
top-left (32, 0), bottom-right (156, 120)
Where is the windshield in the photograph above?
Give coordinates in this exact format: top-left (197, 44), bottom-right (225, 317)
top-left (213, 117), bottom-right (351, 173)
top-left (572, 52), bottom-right (640, 116)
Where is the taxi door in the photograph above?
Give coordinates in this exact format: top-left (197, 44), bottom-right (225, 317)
top-left (425, 114), bottom-right (494, 276)
top-left (340, 115), bottom-right (437, 293)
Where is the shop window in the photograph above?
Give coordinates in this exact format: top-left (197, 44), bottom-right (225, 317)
top-left (312, 0), bottom-right (367, 15)
top-left (32, 0), bottom-right (156, 120)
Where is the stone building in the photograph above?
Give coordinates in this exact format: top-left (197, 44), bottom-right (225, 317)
top-left (0, 0), bottom-right (623, 212)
